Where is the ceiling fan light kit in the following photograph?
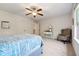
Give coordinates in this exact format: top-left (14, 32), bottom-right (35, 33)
top-left (32, 12), bottom-right (37, 15)
top-left (25, 6), bottom-right (43, 18)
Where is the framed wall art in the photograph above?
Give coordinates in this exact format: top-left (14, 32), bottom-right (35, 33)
top-left (1, 21), bottom-right (10, 29)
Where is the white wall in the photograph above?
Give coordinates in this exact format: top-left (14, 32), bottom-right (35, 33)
top-left (0, 10), bottom-right (33, 35)
top-left (40, 14), bottom-right (72, 39)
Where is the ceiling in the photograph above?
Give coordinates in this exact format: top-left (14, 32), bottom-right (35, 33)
top-left (0, 3), bottom-right (73, 20)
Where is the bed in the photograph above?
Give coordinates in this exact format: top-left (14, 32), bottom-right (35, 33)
top-left (0, 34), bottom-right (43, 56)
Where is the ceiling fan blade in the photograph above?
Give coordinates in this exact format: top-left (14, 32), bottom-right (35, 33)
top-left (25, 8), bottom-right (32, 11)
top-left (37, 9), bottom-right (42, 12)
top-left (26, 13), bottom-right (32, 15)
top-left (37, 13), bottom-right (43, 16)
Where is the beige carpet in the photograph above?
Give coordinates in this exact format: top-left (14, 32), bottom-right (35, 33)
top-left (42, 38), bottom-right (76, 56)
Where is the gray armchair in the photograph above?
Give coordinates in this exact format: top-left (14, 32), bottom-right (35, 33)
top-left (57, 28), bottom-right (72, 44)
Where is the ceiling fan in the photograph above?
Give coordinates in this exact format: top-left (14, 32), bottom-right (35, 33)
top-left (25, 6), bottom-right (43, 18)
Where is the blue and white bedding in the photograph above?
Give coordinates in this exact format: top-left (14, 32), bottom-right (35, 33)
top-left (0, 34), bottom-right (43, 56)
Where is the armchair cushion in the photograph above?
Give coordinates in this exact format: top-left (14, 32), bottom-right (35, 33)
top-left (57, 35), bottom-right (69, 41)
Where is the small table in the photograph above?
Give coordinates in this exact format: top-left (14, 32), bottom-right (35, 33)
top-left (43, 31), bottom-right (53, 39)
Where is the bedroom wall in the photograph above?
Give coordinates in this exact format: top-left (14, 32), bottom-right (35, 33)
top-left (0, 10), bottom-right (33, 35)
top-left (40, 14), bottom-right (72, 39)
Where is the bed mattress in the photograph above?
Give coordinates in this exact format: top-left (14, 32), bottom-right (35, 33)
top-left (0, 34), bottom-right (43, 56)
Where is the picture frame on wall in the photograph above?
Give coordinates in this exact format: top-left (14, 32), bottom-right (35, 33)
top-left (1, 21), bottom-right (10, 29)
